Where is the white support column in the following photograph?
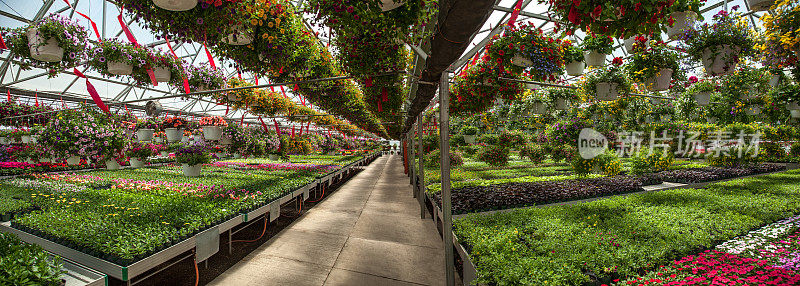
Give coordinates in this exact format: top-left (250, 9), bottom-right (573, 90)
top-left (417, 114), bottom-right (426, 219)
top-left (439, 71), bottom-right (455, 286)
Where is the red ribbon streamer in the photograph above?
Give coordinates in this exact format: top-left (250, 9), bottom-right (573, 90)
top-left (146, 67), bottom-right (157, 86)
top-left (0, 32), bottom-right (7, 50)
top-left (203, 41), bottom-right (216, 69)
top-left (73, 68), bottom-right (110, 113)
top-left (34, 91), bottom-right (39, 107)
top-left (6, 89), bottom-right (11, 102)
top-left (258, 117), bottom-right (269, 132)
top-left (507, 0), bottom-right (524, 27)
top-left (225, 105), bottom-right (229, 116)
top-left (279, 86), bottom-right (288, 98)
top-left (272, 118), bottom-right (281, 134)
top-left (62, 0), bottom-right (101, 40)
top-left (291, 126), bottom-right (296, 138)
top-left (236, 67), bottom-right (242, 79)
top-left (117, 6), bottom-right (138, 46)
top-left (381, 88), bottom-right (388, 102)
top-left (240, 111), bottom-right (246, 126)
top-left (164, 36), bottom-right (190, 93)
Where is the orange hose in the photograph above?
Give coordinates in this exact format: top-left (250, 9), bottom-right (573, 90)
top-left (193, 258), bottom-right (199, 286)
top-left (308, 185), bottom-right (326, 203)
top-left (231, 217), bottom-right (268, 243)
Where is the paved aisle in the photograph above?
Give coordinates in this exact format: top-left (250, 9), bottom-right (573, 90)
top-left (209, 155), bottom-right (445, 286)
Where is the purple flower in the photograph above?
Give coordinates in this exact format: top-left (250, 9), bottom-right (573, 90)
top-left (98, 57), bottom-right (105, 63)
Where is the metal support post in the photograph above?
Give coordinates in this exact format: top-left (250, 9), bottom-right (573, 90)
top-left (417, 113), bottom-right (426, 219)
top-left (439, 71), bottom-right (455, 286)
top-left (409, 132), bottom-right (415, 186)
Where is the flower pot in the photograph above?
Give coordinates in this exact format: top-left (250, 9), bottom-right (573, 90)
top-left (565, 61), bottom-right (585, 76)
top-left (512, 53), bottom-right (533, 67)
top-left (30, 135), bottom-right (38, 144)
top-left (745, 106), bottom-right (761, 116)
top-left (701, 45), bottom-right (740, 76)
top-left (787, 102), bottom-right (800, 111)
top-left (153, 66), bottom-right (171, 83)
top-left (531, 102), bottom-right (546, 114)
top-left (130, 158), bottom-right (144, 169)
top-left (584, 51), bottom-right (607, 67)
top-left (595, 82), bottom-right (618, 101)
top-left (223, 25), bottom-right (253, 46)
top-left (645, 68), bottom-right (673, 91)
top-left (66, 156), bottom-right (80, 165)
top-left (791, 110), bottom-right (800, 119)
top-left (181, 136), bottom-right (189, 143)
top-left (554, 98), bottom-right (568, 110)
top-left (379, 0), bottom-right (405, 11)
top-left (219, 136), bottom-right (232, 145)
top-left (0, 137), bottom-right (7, 144)
top-left (137, 129), bottom-right (155, 141)
top-left (227, 93), bottom-right (240, 102)
top-left (269, 154), bottom-right (279, 161)
top-left (770, 74), bottom-right (781, 87)
top-left (21, 135), bottom-right (31, 144)
top-left (747, 0), bottom-right (774, 12)
top-left (624, 36), bottom-right (641, 53)
top-left (105, 160), bottom-right (121, 170)
top-left (464, 135), bottom-right (476, 144)
top-left (26, 29), bottom-right (63, 62)
top-left (202, 126), bottom-right (223, 140)
top-left (39, 157), bottom-right (51, 163)
top-left (666, 12), bottom-right (697, 40)
top-left (153, 0), bottom-right (198, 11)
top-left (153, 137), bottom-right (163, 143)
top-left (706, 117), bottom-right (718, 124)
top-left (107, 61), bottom-right (133, 75)
top-left (193, 135), bottom-right (203, 142)
top-left (165, 128), bottom-right (182, 142)
top-left (233, 153), bottom-right (242, 159)
top-left (160, 151), bottom-right (169, 157)
top-left (645, 115), bottom-right (654, 123)
top-left (182, 164), bottom-right (202, 177)
top-left (693, 91), bottom-right (711, 106)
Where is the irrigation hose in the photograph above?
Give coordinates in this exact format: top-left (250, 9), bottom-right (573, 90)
top-left (231, 217), bottom-right (268, 243)
top-left (193, 257), bottom-right (199, 286)
top-left (308, 185), bottom-right (326, 203)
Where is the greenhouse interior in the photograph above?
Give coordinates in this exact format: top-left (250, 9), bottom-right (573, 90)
top-left (1, 0), bottom-right (800, 285)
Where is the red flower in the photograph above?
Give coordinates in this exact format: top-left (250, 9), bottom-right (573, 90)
top-left (612, 57), bottom-right (623, 66)
top-left (568, 6), bottom-right (581, 25)
top-left (592, 5), bottom-right (603, 19)
top-left (634, 2), bottom-right (642, 11)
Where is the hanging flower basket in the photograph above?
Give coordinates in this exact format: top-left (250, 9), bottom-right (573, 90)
top-left (66, 156), bottom-right (81, 165)
top-left (26, 28), bottom-right (63, 62)
top-left (511, 53), bottom-right (533, 67)
top-left (153, 66), bottom-right (171, 82)
top-left (130, 158), bottom-right (145, 169)
top-left (223, 25), bottom-right (253, 46)
top-left (624, 36), bottom-right (645, 54)
top-left (219, 135), bottom-right (232, 145)
top-left (136, 129), bottom-right (155, 141)
top-left (595, 82), bottom-right (619, 101)
top-left (227, 93), bottom-right (240, 102)
top-left (787, 102), bottom-right (800, 111)
top-left (269, 154), bottom-right (280, 161)
top-left (531, 102), bottom-right (546, 114)
top-left (107, 61), bottom-right (133, 75)
top-left (21, 135), bottom-right (32, 144)
top-left (379, 0), bottom-right (406, 12)
top-left (165, 128), bottom-right (182, 142)
top-left (666, 12), bottom-right (697, 40)
top-left (153, 0), bottom-right (198, 11)
top-left (463, 135), bottom-right (476, 144)
top-left (747, 0), bottom-right (775, 12)
top-left (584, 51), bottom-right (607, 67)
top-left (791, 110), bottom-right (800, 118)
top-left (554, 98), bottom-right (568, 110)
top-left (693, 92), bottom-right (711, 106)
top-left (645, 69), bottom-right (674, 91)
top-left (202, 126), bottom-right (222, 140)
top-left (182, 164), bottom-right (202, 177)
top-left (565, 61), bottom-right (584, 76)
top-left (105, 159), bottom-right (121, 170)
top-left (770, 73), bottom-right (781, 87)
top-left (701, 45), bottom-right (740, 76)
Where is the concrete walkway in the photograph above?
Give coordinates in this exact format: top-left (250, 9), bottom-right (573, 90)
top-left (209, 155), bottom-right (445, 286)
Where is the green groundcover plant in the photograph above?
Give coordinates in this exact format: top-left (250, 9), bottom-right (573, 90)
top-left (0, 232), bottom-right (65, 285)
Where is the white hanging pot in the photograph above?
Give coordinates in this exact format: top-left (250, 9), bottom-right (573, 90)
top-left (26, 29), bottom-right (63, 62)
top-left (706, 117), bottom-right (718, 124)
top-left (66, 156), bottom-right (81, 166)
top-left (693, 91), bottom-right (711, 106)
top-left (379, 0), bottom-right (406, 12)
top-left (512, 53), bottom-right (533, 67)
top-left (153, 66), bottom-right (171, 83)
top-left (701, 45), bottom-right (740, 76)
top-left (646, 68), bottom-right (673, 91)
top-left (223, 25), bottom-right (253, 46)
top-left (770, 74), bottom-right (781, 87)
top-left (39, 157), bottom-right (51, 163)
top-left (791, 110), bottom-right (800, 118)
top-left (165, 128), bottom-right (182, 142)
top-left (624, 36), bottom-right (643, 54)
top-left (130, 158), bottom-right (145, 169)
top-left (105, 160), bottom-right (121, 170)
top-left (107, 61), bottom-right (133, 75)
top-left (0, 137), bottom-right (7, 144)
top-left (181, 136), bottom-right (189, 143)
top-left (153, 0), bottom-right (198, 11)
top-left (565, 61), bottom-right (585, 76)
top-left (220, 135), bottom-right (232, 145)
top-left (137, 129), bottom-right (155, 141)
top-left (649, 97), bottom-right (663, 105)
top-left (745, 105), bottom-right (761, 116)
top-left (554, 98), bottom-right (569, 110)
top-left (21, 135), bottom-right (31, 144)
top-left (202, 126), bottom-right (223, 140)
top-left (595, 82), bottom-right (619, 101)
top-left (153, 136), bottom-right (163, 143)
top-left (233, 153), bottom-right (242, 159)
top-left (463, 135), bottom-right (476, 144)
top-left (269, 154), bottom-right (280, 161)
top-left (160, 151), bottom-right (169, 157)
top-left (30, 135), bottom-right (38, 144)
top-left (531, 102), bottom-right (547, 114)
top-left (182, 164), bottom-right (202, 177)
top-left (747, 0), bottom-right (775, 12)
top-left (666, 12), bottom-right (697, 40)
top-left (193, 134), bottom-right (203, 142)
top-left (227, 93), bottom-right (240, 102)
top-left (584, 51), bottom-right (607, 67)
top-left (787, 102), bottom-right (800, 111)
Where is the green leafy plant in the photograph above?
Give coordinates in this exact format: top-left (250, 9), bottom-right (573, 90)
top-left (519, 144), bottom-right (547, 162)
top-left (424, 149), bottom-right (464, 169)
top-left (630, 148), bottom-right (674, 174)
top-left (562, 40), bottom-right (585, 63)
top-left (679, 10), bottom-right (757, 64)
top-left (476, 145), bottom-right (510, 166)
top-left (582, 64), bottom-right (633, 99)
top-left (1, 13), bottom-right (89, 77)
top-left (582, 34), bottom-right (614, 54)
top-left (625, 40), bottom-right (682, 83)
top-left (0, 232), bottom-right (65, 285)
top-left (461, 126), bottom-right (479, 136)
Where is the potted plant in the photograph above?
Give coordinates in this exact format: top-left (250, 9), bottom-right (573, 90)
top-left (546, 0), bottom-right (673, 37)
top-left (182, 65), bottom-right (225, 92)
top-left (86, 39), bottom-right (143, 77)
top-left (199, 116), bottom-right (228, 141)
top-left (680, 10), bottom-right (756, 76)
top-left (624, 35), bottom-right (650, 54)
top-left (135, 119), bottom-right (159, 141)
top-left (583, 59), bottom-right (631, 101)
top-left (749, 0), bottom-right (776, 12)
top-left (129, 48), bottom-right (184, 85)
top-left (461, 126), bottom-right (479, 144)
top-left (162, 117), bottom-right (187, 142)
top-left (18, 130), bottom-right (32, 144)
top-left (687, 79), bottom-right (716, 106)
top-left (1, 14), bottom-right (88, 77)
top-left (546, 88), bottom-right (578, 110)
top-left (562, 40), bottom-right (585, 76)
top-left (759, 1), bottom-right (800, 73)
top-left (175, 144), bottom-right (209, 177)
top-left (582, 34), bottom-right (613, 67)
top-left (153, 0), bottom-right (197, 11)
top-left (663, 0), bottom-right (703, 40)
top-left (126, 142), bottom-right (152, 169)
top-left (486, 23), bottom-right (565, 80)
top-left (625, 40), bottom-right (681, 91)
